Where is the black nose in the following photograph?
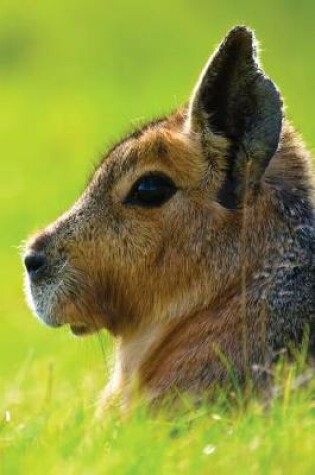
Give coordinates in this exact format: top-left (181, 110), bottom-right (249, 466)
top-left (24, 252), bottom-right (47, 281)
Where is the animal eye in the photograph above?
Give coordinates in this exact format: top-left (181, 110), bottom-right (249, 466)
top-left (124, 173), bottom-right (177, 207)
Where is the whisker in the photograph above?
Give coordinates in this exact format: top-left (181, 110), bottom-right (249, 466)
top-left (47, 260), bottom-right (108, 362)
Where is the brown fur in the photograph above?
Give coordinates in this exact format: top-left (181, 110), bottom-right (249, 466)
top-left (24, 26), bottom-right (314, 412)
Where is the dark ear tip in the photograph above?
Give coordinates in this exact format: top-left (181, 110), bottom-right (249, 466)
top-left (224, 25), bottom-right (256, 50)
top-left (227, 25), bottom-right (255, 39)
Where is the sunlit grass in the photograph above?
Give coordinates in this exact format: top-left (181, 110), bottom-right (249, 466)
top-left (1, 358), bottom-right (314, 474)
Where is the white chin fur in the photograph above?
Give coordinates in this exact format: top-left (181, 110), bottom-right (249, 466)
top-left (24, 275), bottom-right (36, 313)
top-left (24, 274), bottom-right (46, 324)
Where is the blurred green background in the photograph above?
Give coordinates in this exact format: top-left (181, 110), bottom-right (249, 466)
top-left (0, 0), bottom-right (314, 396)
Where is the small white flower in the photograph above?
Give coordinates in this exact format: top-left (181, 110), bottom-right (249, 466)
top-left (4, 410), bottom-right (11, 423)
top-left (211, 413), bottom-right (222, 421)
top-left (203, 444), bottom-right (216, 455)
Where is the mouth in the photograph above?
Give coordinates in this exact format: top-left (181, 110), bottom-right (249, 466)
top-left (25, 271), bottom-right (105, 337)
top-left (69, 324), bottom-right (96, 336)
top-left (44, 321), bottom-right (93, 338)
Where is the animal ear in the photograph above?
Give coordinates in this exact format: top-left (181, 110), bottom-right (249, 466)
top-left (186, 26), bottom-right (283, 207)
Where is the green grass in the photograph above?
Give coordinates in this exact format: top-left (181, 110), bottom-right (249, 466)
top-left (0, 0), bottom-right (314, 473)
top-left (1, 361), bottom-right (315, 474)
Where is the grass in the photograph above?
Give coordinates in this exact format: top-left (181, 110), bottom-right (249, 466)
top-left (0, 0), bottom-right (314, 473)
top-left (1, 359), bottom-right (314, 474)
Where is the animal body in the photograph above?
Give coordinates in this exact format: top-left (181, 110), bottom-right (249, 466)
top-left (24, 26), bottom-right (314, 408)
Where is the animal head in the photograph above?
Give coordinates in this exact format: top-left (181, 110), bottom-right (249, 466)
top-left (24, 26), bottom-right (284, 337)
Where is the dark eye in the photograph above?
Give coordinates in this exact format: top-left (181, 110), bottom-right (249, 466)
top-left (124, 173), bottom-right (177, 207)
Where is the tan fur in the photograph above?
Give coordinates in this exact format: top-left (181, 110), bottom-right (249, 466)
top-left (24, 27), bottom-right (314, 412)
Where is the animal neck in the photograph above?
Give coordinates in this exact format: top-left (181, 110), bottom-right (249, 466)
top-left (116, 278), bottom-right (252, 391)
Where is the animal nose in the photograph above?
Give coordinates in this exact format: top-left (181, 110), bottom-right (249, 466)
top-left (24, 252), bottom-right (47, 281)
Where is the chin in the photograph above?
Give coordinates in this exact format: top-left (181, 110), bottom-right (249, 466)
top-left (24, 267), bottom-right (110, 338)
top-left (69, 324), bottom-right (97, 336)
top-left (26, 288), bottom-right (98, 338)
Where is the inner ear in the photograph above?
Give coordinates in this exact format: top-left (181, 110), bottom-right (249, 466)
top-left (186, 26), bottom-right (283, 207)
